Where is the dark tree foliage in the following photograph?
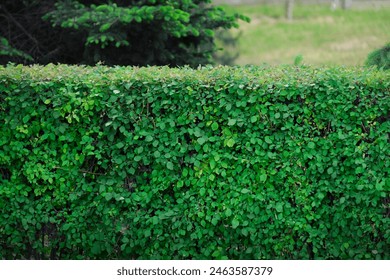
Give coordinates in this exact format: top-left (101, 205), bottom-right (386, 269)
top-left (0, 0), bottom-right (247, 66)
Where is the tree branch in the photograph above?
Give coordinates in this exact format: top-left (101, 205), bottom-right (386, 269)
top-left (53, 166), bottom-right (104, 176)
top-left (0, 4), bottom-right (40, 46)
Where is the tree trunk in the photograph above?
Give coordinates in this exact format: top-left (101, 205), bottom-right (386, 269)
top-left (341, 0), bottom-right (352, 9)
top-left (331, 0), bottom-right (340, 10)
top-left (285, 0), bottom-right (294, 21)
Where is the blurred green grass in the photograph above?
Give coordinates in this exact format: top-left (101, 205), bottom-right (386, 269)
top-left (219, 4), bottom-right (390, 66)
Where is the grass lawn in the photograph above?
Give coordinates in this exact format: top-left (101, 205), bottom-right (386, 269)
top-left (219, 4), bottom-right (390, 66)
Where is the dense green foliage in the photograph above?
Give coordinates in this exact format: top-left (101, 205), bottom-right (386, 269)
top-left (0, 65), bottom-right (389, 260)
top-left (0, 0), bottom-right (247, 66)
top-left (365, 43), bottom-right (390, 71)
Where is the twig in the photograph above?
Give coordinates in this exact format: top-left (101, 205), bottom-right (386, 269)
top-left (53, 166), bottom-right (104, 176)
top-left (0, 4), bottom-right (40, 47)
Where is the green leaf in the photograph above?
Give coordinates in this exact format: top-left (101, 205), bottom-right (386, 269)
top-left (226, 138), bottom-right (235, 147)
top-left (132, 193), bottom-right (142, 202)
top-left (375, 181), bottom-right (385, 191)
top-left (211, 122), bottom-right (219, 131)
top-left (136, 146), bottom-right (144, 154)
top-left (63, 224), bottom-right (71, 231)
top-left (225, 208), bottom-right (232, 217)
top-left (108, 95), bottom-right (118, 102)
top-left (275, 202), bottom-right (283, 213)
top-left (260, 174), bottom-right (267, 182)
top-left (197, 211), bottom-right (205, 218)
top-left (100, 23), bottom-right (111, 32)
top-left (265, 136), bottom-right (272, 144)
top-left (167, 162), bottom-right (174, 170)
top-left (197, 137), bottom-right (207, 145)
top-left (22, 115), bottom-right (30, 123)
top-left (91, 243), bottom-right (101, 255)
top-left (134, 156), bottom-right (142, 162)
top-left (232, 219), bottom-right (239, 229)
top-left (154, 151), bottom-right (161, 158)
top-left (228, 118), bottom-right (236, 126)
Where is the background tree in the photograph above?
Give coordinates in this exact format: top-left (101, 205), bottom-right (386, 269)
top-left (0, 36), bottom-right (32, 62)
top-left (0, 0), bottom-right (248, 67)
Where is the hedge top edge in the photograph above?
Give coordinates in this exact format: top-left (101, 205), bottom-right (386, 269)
top-left (1, 64), bottom-right (389, 86)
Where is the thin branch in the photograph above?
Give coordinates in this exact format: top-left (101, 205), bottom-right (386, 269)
top-left (41, 46), bottom-right (62, 62)
top-left (53, 166), bottom-right (104, 176)
top-left (361, 121), bottom-right (368, 134)
top-left (0, 4), bottom-right (40, 46)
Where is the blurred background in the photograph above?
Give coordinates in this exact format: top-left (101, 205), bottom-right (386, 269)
top-left (214, 0), bottom-right (390, 66)
top-left (1, 0), bottom-right (389, 67)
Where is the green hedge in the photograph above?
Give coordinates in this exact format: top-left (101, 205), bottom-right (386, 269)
top-left (0, 65), bottom-right (389, 259)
